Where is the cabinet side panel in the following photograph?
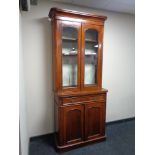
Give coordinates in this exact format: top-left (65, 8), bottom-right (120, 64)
top-left (52, 19), bottom-right (56, 91)
top-left (98, 26), bottom-right (103, 89)
top-left (58, 106), bottom-right (64, 145)
top-left (52, 19), bottom-right (61, 91)
top-left (54, 99), bottom-right (58, 132)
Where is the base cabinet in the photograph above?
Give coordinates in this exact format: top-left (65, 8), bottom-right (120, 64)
top-left (55, 92), bottom-right (107, 151)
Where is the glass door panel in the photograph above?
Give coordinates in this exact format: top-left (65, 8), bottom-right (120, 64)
top-left (84, 29), bottom-right (98, 85)
top-left (62, 26), bottom-right (78, 87)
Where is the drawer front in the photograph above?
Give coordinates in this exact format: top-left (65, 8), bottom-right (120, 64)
top-left (81, 95), bottom-right (106, 102)
top-left (62, 94), bottom-right (106, 104)
top-left (62, 97), bottom-right (81, 104)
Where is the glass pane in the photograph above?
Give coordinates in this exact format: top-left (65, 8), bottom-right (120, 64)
top-left (84, 29), bottom-right (98, 85)
top-left (62, 26), bottom-right (78, 87)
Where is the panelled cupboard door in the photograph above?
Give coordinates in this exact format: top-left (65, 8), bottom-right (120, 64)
top-left (59, 20), bottom-right (82, 92)
top-left (85, 102), bottom-right (105, 140)
top-left (63, 104), bottom-right (84, 144)
top-left (81, 24), bottom-right (103, 91)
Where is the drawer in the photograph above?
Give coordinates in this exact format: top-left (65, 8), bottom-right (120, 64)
top-left (62, 97), bottom-right (81, 104)
top-left (81, 94), bottom-right (106, 102)
top-left (62, 94), bottom-right (106, 104)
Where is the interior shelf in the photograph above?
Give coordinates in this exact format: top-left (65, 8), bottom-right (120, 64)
top-left (63, 53), bottom-right (77, 56)
top-left (85, 39), bottom-right (97, 43)
top-left (62, 37), bottom-right (97, 43)
top-left (63, 53), bottom-right (96, 56)
top-left (62, 37), bottom-right (77, 41)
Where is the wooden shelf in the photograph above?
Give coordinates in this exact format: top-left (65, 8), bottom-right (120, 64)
top-left (63, 54), bottom-right (77, 56)
top-left (85, 39), bottom-right (97, 43)
top-left (62, 37), bottom-right (97, 43)
top-left (62, 37), bottom-right (77, 41)
top-left (63, 53), bottom-right (96, 56)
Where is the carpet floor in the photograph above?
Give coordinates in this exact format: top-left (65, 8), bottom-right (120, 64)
top-left (29, 119), bottom-right (135, 155)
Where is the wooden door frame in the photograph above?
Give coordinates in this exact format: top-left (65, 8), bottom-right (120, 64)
top-left (57, 20), bottom-right (82, 92)
top-left (81, 23), bottom-right (104, 91)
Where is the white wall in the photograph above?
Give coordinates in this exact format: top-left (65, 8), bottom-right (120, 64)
top-left (103, 12), bottom-right (135, 121)
top-left (21, 1), bottom-right (135, 137)
top-left (19, 12), bottom-right (29, 155)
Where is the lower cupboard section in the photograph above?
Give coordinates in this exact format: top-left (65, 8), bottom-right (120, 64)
top-left (56, 101), bottom-right (106, 150)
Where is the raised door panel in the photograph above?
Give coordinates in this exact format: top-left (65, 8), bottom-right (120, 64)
top-left (63, 104), bottom-right (84, 144)
top-left (85, 102), bottom-right (105, 140)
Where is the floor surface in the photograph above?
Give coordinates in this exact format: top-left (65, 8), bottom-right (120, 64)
top-left (29, 119), bottom-right (135, 155)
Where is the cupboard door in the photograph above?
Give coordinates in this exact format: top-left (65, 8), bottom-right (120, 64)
top-left (85, 102), bottom-right (105, 140)
top-left (63, 104), bottom-right (84, 144)
top-left (60, 21), bottom-right (81, 91)
top-left (81, 24), bottom-right (103, 90)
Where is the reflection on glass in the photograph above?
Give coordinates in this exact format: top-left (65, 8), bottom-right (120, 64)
top-left (84, 29), bottom-right (98, 85)
top-left (62, 27), bottom-right (78, 87)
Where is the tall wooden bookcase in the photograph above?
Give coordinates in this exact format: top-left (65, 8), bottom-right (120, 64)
top-left (48, 8), bottom-right (108, 152)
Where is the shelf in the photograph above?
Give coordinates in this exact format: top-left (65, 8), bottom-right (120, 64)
top-left (63, 53), bottom-right (77, 56)
top-left (63, 53), bottom-right (96, 56)
top-left (85, 39), bottom-right (97, 43)
top-left (62, 37), bottom-right (77, 41)
top-left (62, 37), bottom-right (97, 43)
top-left (85, 52), bottom-right (96, 55)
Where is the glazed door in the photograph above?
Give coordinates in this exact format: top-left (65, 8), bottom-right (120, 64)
top-left (63, 104), bottom-right (84, 144)
top-left (81, 24), bottom-right (103, 90)
top-left (60, 21), bottom-right (81, 91)
top-left (85, 102), bottom-right (105, 140)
